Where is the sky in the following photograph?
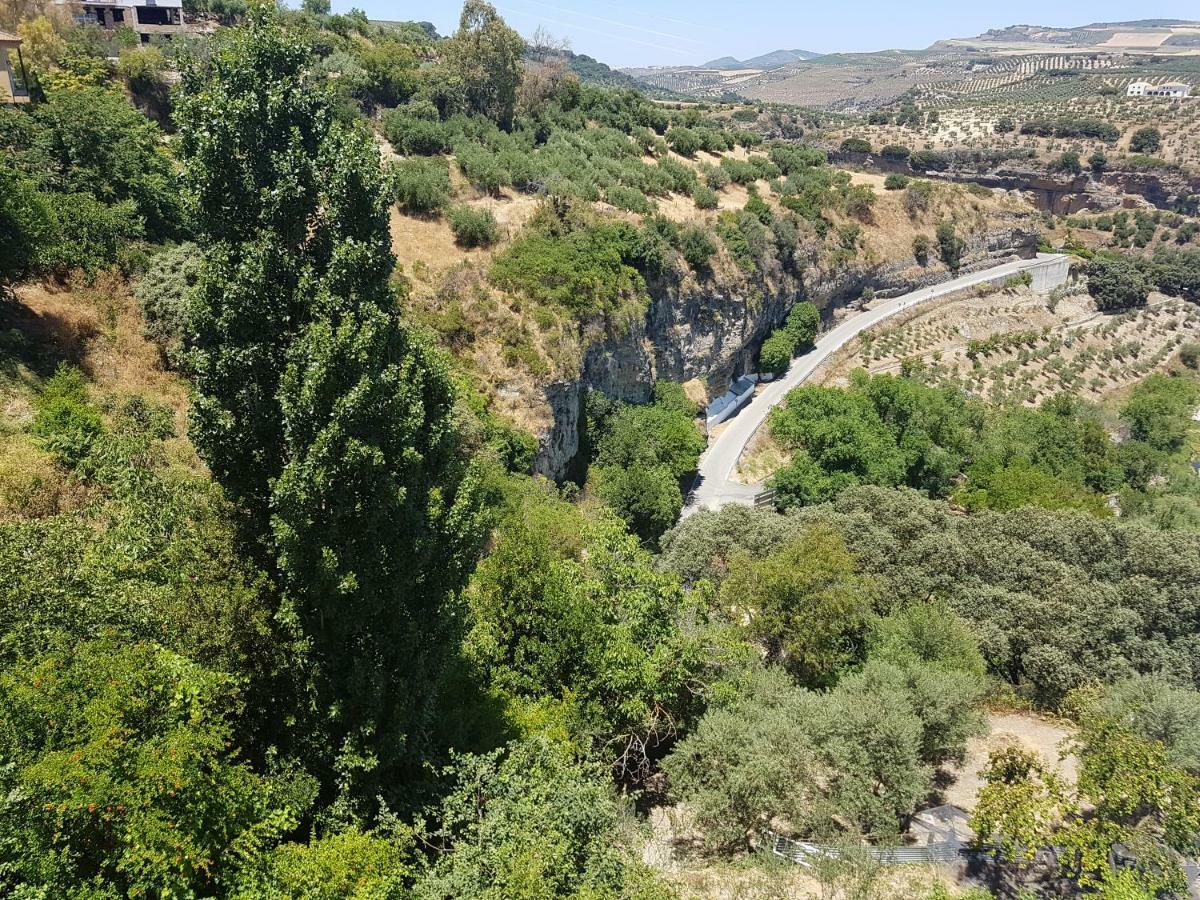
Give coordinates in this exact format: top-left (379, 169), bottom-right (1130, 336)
top-left (342, 0), bottom-right (1200, 67)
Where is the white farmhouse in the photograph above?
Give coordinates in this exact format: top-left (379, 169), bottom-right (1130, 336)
top-left (1127, 80), bottom-right (1191, 98)
top-left (1148, 82), bottom-right (1190, 98)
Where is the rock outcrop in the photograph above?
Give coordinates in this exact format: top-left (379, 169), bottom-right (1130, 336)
top-left (532, 224), bottom-right (1040, 480)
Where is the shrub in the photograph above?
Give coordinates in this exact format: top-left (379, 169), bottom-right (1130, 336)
top-left (693, 184), bottom-right (719, 210)
top-left (667, 126), bottom-right (701, 157)
top-left (880, 144), bottom-right (910, 161)
top-left (31, 365), bottom-right (103, 469)
top-left (679, 226), bottom-right (717, 273)
top-left (1129, 126), bottom-right (1161, 155)
top-left (909, 149), bottom-right (950, 172)
top-left (935, 221), bottom-right (966, 272)
top-left (1050, 151), bottom-right (1082, 175)
top-left (391, 157), bottom-right (451, 212)
top-left (884, 173), bottom-right (910, 190)
top-left (840, 137), bottom-right (871, 154)
top-left (491, 221), bottom-right (649, 319)
top-left (843, 184), bottom-right (876, 220)
top-left (606, 184), bottom-right (653, 215)
top-left (136, 242), bottom-right (202, 369)
top-left (1086, 255), bottom-right (1149, 310)
top-left (454, 142), bottom-right (510, 193)
top-left (446, 205), bottom-right (499, 247)
top-left (759, 329), bottom-right (795, 374)
top-left (380, 109), bottom-right (450, 155)
top-left (1179, 342), bottom-right (1200, 370)
top-left (904, 180), bottom-right (935, 216)
top-left (1088, 151), bottom-right (1108, 174)
top-left (912, 234), bottom-right (931, 264)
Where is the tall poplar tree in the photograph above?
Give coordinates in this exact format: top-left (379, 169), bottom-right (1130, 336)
top-left (177, 13), bottom-right (483, 803)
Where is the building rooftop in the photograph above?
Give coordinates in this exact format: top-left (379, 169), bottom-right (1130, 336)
top-left (0, 29), bottom-right (21, 42)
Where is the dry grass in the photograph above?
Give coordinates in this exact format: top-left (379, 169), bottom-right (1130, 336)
top-left (3, 273), bottom-right (199, 476)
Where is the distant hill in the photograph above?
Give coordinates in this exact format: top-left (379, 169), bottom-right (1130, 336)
top-left (526, 47), bottom-right (681, 99)
top-left (699, 48), bottom-right (822, 69)
top-left (944, 19), bottom-right (1200, 51)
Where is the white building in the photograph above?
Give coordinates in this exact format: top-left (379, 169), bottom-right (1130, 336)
top-left (1149, 82), bottom-right (1191, 98)
top-left (1127, 80), bottom-right (1191, 98)
top-left (68, 0), bottom-right (184, 41)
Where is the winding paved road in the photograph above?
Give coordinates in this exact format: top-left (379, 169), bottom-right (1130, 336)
top-left (683, 254), bottom-right (1069, 515)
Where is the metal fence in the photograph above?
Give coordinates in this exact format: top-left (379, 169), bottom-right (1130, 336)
top-left (767, 833), bottom-right (974, 868)
top-left (769, 832), bottom-right (1200, 895)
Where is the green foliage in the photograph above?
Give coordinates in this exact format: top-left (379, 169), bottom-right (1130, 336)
top-left (439, 0), bottom-right (524, 130)
top-left (759, 329), bottom-right (796, 375)
top-left (912, 233), bottom-right (931, 263)
top-left (179, 14), bottom-right (484, 803)
top-left (666, 463), bottom-right (1200, 700)
top-left (446, 204), bottom-right (499, 247)
top-left (768, 372), bottom-right (978, 506)
top-left (1076, 676), bottom-right (1200, 772)
top-left (721, 526), bottom-right (875, 687)
top-left (381, 108), bottom-right (451, 155)
top-left (839, 137), bottom-right (871, 154)
top-left (1086, 254), bottom-right (1150, 310)
top-left (1128, 126), bottom-right (1161, 155)
top-left (417, 737), bottom-right (669, 898)
top-left (29, 86), bottom-right (184, 242)
top-left (1050, 150), bottom-right (1082, 175)
top-left (664, 649), bottom-right (983, 848)
top-left (969, 745), bottom-right (1069, 865)
top-left (31, 366), bottom-right (103, 469)
top-left (136, 242), bottom-right (202, 370)
top-left (908, 149), bottom-right (950, 172)
top-left (1019, 116), bottom-right (1118, 142)
top-left (0, 159), bottom-right (55, 285)
top-left (587, 386), bottom-right (704, 543)
top-left (904, 179), bottom-right (935, 216)
top-left (935, 221), bottom-right (965, 272)
top-left (1120, 374), bottom-right (1200, 452)
top-left (464, 482), bottom-right (721, 777)
top-left (883, 172), bottom-right (910, 190)
top-left (392, 157), bottom-right (452, 212)
top-left (235, 828), bottom-right (415, 899)
top-left (491, 218), bottom-right (651, 321)
top-left (0, 639), bottom-right (290, 898)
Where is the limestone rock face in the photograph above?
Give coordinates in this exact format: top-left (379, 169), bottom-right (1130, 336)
top-left (530, 226), bottom-right (1040, 480)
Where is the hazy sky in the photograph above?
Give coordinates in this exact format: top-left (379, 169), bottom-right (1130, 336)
top-left (342, 1), bottom-right (1200, 67)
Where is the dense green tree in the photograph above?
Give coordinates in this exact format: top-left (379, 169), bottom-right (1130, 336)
top-left (417, 737), bottom-right (670, 898)
top-left (720, 525), bottom-right (876, 687)
top-left (441, 0), bottom-right (524, 130)
top-left (1128, 126), bottom-right (1162, 155)
top-left (29, 86), bottom-right (184, 241)
top-left (0, 640), bottom-right (294, 897)
top-left (768, 372), bottom-right (977, 506)
top-left (465, 480), bottom-right (727, 779)
top-left (662, 486), bottom-right (1200, 700)
top-left (935, 221), bottom-right (965, 271)
top-left (1086, 254), bottom-right (1150, 310)
top-left (178, 13), bottom-right (484, 804)
top-left (1120, 373), bottom-right (1199, 452)
top-left (1076, 676), bottom-right (1200, 772)
top-left (0, 159), bottom-right (55, 286)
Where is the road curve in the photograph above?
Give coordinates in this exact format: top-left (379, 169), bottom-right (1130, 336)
top-left (683, 254), bottom-right (1068, 515)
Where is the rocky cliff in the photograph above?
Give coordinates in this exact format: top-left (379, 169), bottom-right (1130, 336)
top-left (532, 223), bottom-right (1040, 480)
